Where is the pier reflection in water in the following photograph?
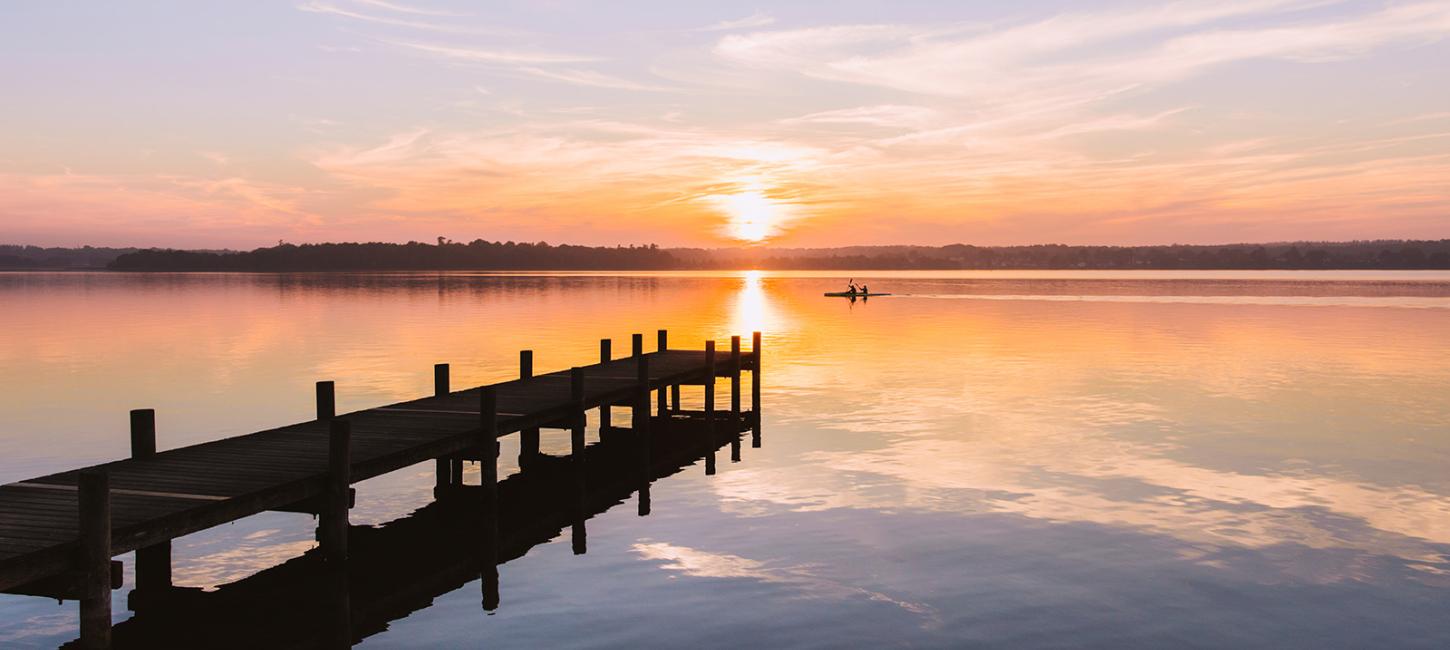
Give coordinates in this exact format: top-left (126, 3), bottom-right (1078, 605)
top-left (103, 411), bottom-right (755, 648)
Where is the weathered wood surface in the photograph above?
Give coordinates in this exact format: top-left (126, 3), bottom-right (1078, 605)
top-left (0, 348), bottom-right (757, 592)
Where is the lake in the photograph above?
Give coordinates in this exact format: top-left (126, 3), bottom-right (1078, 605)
top-left (2, 270), bottom-right (1449, 648)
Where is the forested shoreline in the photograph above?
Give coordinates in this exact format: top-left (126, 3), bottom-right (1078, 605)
top-left (105, 239), bottom-right (1450, 271)
top-left (5, 239), bottom-right (1448, 271)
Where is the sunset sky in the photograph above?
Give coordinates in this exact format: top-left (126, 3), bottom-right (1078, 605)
top-left (1, 1), bottom-right (1447, 248)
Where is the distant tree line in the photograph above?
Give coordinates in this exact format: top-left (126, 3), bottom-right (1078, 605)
top-left (108, 239), bottom-right (678, 271)
top-left (727, 241), bottom-right (1450, 270)
top-left (0, 245), bottom-right (140, 269)
top-left (17, 238), bottom-right (1446, 272)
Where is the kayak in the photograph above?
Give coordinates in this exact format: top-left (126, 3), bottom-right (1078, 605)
top-left (823, 292), bottom-right (892, 297)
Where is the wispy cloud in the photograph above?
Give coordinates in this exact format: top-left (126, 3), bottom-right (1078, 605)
top-left (715, 0), bottom-right (1450, 105)
top-left (695, 11), bottom-right (776, 32)
top-left (516, 67), bottom-right (674, 92)
top-left (780, 105), bottom-right (939, 129)
top-left (351, 0), bottom-right (461, 17)
top-left (297, 1), bottom-right (496, 34)
top-left (385, 39), bottom-right (598, 64)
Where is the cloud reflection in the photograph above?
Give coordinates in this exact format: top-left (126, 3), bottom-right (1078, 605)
top-left (633, 541), bottom-right (940, 624)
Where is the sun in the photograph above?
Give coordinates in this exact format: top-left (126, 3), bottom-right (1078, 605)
top-left (701, 181), bottom-right (795, 243)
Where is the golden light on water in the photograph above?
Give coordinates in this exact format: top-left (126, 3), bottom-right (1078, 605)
top-left (730, 270), bottom-right (780, 336)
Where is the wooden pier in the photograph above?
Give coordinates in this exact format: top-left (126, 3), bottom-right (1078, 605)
top-left (0, 331), bottom-right (763, 649)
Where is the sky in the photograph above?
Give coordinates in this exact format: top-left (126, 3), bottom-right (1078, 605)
top-left (0, 0), bottom-right (1447, 249)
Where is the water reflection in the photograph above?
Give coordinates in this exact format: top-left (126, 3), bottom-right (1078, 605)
top-left (2, 271), bottom-right (1450, 647)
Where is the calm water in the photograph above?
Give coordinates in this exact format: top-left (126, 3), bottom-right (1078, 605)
top-left (2, 270), bottom-right (1449, 648)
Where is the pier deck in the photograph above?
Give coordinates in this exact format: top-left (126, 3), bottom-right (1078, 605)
top-left (0, 332), bottom-right (762, 648)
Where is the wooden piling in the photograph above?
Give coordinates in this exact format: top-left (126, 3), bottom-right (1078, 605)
top-left (434, 458), bottom-right (449, 497)
top-left (752, 331), bottom-right (762, 448)
top-left (479, 387), bottom-right (498, 500)
top-left (479, 386), bottom-right (500, 612)
top-left (656, 330), bottom-right (668, 416)
top-left (130, 409), bottom-right (171, 598)
top-left (322, 420), bottom-right (351, 562)
top-left (670, 384), bottom-right (680, 412)
top-left (635, 353), bottom-right (651, 439)
top-left (433, 363), bottom-right (450, 397)
top-left (571, 366), bottom-right (587, 557)
top-left (570, 367), bottom-right (586, 463)
top-left (632, 333), bottom-right (643, 357)
top-left (704, 340), bottom-right (716, 476)
top-left (78, 469), bottom-right (111, 650)
top-left (519, 350), bottom-right (540, 467)
top-left (598, 338), bottom-right (613, 432)
top-left (572, 516), bottom-right (587, 556)
top-left (731, 336), bottom-right (742, 421)
top-left (315, 381), bottom-right (335, 421)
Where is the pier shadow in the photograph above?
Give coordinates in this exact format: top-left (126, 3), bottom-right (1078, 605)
top-left (95, 412), bottom-right (755, 649)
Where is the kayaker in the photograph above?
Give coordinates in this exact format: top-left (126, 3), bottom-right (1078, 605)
top-left (847, 279), bottom-right (858, 294)
top-left (860, 284), bottom-right (869, 295)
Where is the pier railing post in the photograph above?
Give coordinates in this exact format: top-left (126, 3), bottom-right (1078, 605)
top-left (323, 419), bottom-right (351, 563)
top-left (632, 333), bottom-right (643, 357)
top-left (78, 469), bottom-right (111, 650)
top-left (129, 408), bottom-right (172, 603)
top-left (656, 330), bottom-right (668, 417)
top-left (130, 409), bottom-right (156, 457)
top-left (519, 350), bottom-right (540, 469)
top-left (598, 338), bottom-right (612, 432)
top-left (752, 331), bottom-right (762, 448)
top-left (316, 381), bottom-right (335, 421)
top-left (433, 363), bottom-right (450, 397)
top-left (704, 340), bottom-right (716, 476)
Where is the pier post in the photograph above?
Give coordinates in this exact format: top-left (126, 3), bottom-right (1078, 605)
top-left (480, 387), bottom-right (499, 500)
top-left (598, 339), bottom-right (612, 432)
top-left (479, 386), bottom-right (500, 611)
top-left (519, 350), bottom-right (539, 468)
top-left (752, 331), bottom-right (762, 448)
top-left (730, 336), bottom-right (742, 422)
top-left (632, 333), bottom-right (643, 357)
top-left (322, 420), bottom-right (351, 562)
top-left (671, 384), bottom-right (680, 413)
top-left (433, 363), bottom-right (450, 397)
top-left (315, 381), bottom-right (335, 421)
top-left (434, 458), bottom-right (449, 497)
top-left (570, 367), bottom-right (586, 464)
top-left (130, 409), bottom-right (171, 601)
top-left (731, 336), bottom-right (742, 462)
top-left (433, 366), bottom-right (455, 490)
top-left (657, 330), bottom-right (668, 417)
top-left (78, 469), bottom-right (111, 650)
top-left (704, 340), bottom-right (716, 476)
top-left (571, 367), bottom-right (587, 555)
top-left (635, 353), bottom-right (651, 440)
